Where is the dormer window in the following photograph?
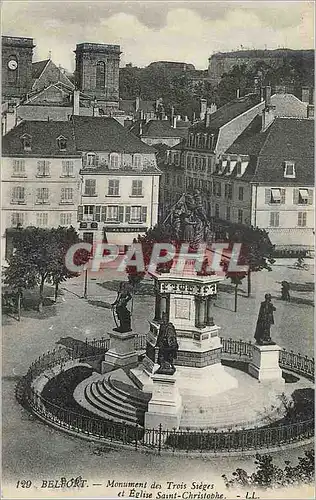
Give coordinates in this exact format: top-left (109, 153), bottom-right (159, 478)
top-left (284, 161), bottom-right (296, 178)
top-left (57, 136), bottom-right (67, 151)
top-left (133, 154), bottom-right (142, 170)
top-left (110, 153), bottom-right (120, 169)
top-left (21, 134), bottom-right (32, 151)
top-left (86, 153), bottom-right (96, 167)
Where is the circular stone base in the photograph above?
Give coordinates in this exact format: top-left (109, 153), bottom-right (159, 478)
top-left (179, 366), bottom-right (312, 430)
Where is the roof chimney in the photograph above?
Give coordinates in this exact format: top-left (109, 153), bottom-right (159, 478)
top-left (170, 106), bottom-right (175, 125)
top-left (236, 88), bottom-right (240, 99)
top-left (200, 99), bottom-right (207, 120)
top-left (209, 103), bottom-right (217, 114)
top-left (135, 96), bottom-right (140, 112)
top-left (139, 121), bottom-right (143, 136)
top-left (173, 116), bottom-right (177, 129)
top-left (73, 89), bottom-right (80, 116)
top-left (205, 110), bottom-right (211, 128)
top-left (301, 87), bottom-right (310, 104)
top-left (265, 86), bottom-right (271, 107)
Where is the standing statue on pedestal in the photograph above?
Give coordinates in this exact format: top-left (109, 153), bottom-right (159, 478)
top-left (254, 293), bottom-right (276, 345)
top-left (111, 281), bottom-right (133, 333)
top-left (156, 313), bottom-right (179, 375)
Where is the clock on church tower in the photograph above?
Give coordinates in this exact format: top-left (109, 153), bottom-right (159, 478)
top-left (2, 36), bottom-right (35, 99)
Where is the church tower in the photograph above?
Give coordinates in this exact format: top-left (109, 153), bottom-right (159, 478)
top-left (2, 36), bottom-right (35, 101)
top-left (74, 42), bottom-right (121, 110)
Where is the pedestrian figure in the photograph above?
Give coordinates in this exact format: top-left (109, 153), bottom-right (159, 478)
top-left (281, 281), bottom-right (291, 301)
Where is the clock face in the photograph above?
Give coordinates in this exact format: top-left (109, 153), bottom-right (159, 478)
top-left (8, 60), bottom-right (18, 70)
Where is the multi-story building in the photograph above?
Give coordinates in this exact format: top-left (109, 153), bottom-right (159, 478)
top-left (2, 115), bottom-right (161, 261)
top-left (2, 121), bottom-right (82, 260)
top-left (212, 116), bottom-right (314, 253)
top-left (75, 116), bottom-right (161, 248)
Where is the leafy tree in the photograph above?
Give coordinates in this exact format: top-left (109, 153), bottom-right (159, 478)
top-left (4, 226), bottom-right (88, 313)
top-left (222, 450), bottom-right (314, 490)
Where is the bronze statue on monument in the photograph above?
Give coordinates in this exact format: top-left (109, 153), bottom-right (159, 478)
top-left (156, 312), bottom-right (179, 375)
top-left (111, 281), bottom-right (133, 333)
top-left (254, 293), bottom-right (276, 346)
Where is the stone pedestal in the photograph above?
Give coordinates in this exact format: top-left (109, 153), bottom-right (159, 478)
top-left (248, 344), bottom-right (284, 383)
top-left (144, 373), bottom-right (182, 430)
top-left (101, 330), bottom-right (138, 373)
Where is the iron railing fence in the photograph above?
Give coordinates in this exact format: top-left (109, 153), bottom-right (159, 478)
top-left (16, 337), bottom-right (314, 453)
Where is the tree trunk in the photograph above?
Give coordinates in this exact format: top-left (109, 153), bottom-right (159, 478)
top-left (54, 281), bottom-right (59, 302)
top-left (234, 283), bottom-right (238, 312)
top-left (17, 291), bottom-right (21, 321)
top-left (38, 276), bottom-right (45, 312)
top-left (247, 270), bottom-right (251, 297)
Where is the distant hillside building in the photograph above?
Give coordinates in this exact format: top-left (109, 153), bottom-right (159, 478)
top-left (208, 49), bottom-right (314, 85)
top-left (146, 61), bottom-right (196, 73)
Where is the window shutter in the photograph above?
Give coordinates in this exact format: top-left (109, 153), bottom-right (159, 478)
top-left (280, 188), bottom-right (286, 204)
top-left (293, 188), bottom-right (299, 204)
top-left (95, 206), bottom-right (101, 222)
top-left (276, 212), bottom-right (279, 226)
top-left (303, 212), bottom-right (307, 225)
top-left (125, 206), bottom-right (131, 222)
top-left (141, 206), bottom-right (147, 223)
top-left (77, 205), bottom-right (83, 222)
top-left (265, 189), bottom-right (271, 204)
top-left (298, 212), bottom-right (302, 226)
top-left (308, 189), bottom-right (313, 205)
top-left (101, 206), bottom-right (107, 222)
top-left (95, 155), bottom-right (100, 167)
top-left (118, 206), bottom-right (124, 222)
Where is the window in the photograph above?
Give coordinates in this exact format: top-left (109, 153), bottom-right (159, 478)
top-left (215, 182), bottom-right (221, 197)
top-left (12, 186), bottom-right (25, 203)
top-left (21, 134), bottom-right (32, 151)
top-left (215, 204), bottom-right (219, 218)
top-left (106, 206), bottom-right (124, 222)
top-left (86, 153), bottom-right (96, 167)
top-left (225, 184), bottom-right (232, 199)
top-left (57, 136), bottom-right (67, 151)
top-left (270, 212), bottom-right (280, 227)
top-left (110, 153), bottom-right (120, 169)
top-left (36, 213), bottom-right (48, 227)
top-left (131, 206), bottom-right (141, 222)
top-left (36, 187), bottom-right (49, 204)
top-left (84, 205), bottom-right (95, 216)
top-left (298, 212), bottom-right (307, 227)
top-left (62, 160), bottom-right (74, 176)
top-left (236, 161), bottom-right (242, 176)
top-left (37, 160), bottom-right (50, 177)
top-left (298, 189), bottom-right (309, 205)
top-left (238, 209), bottom-right (243, 224)
top-left (61, 187), bottom-right (73, 203)
top-left (187, 156), bottom-right (192, 169)
top-left (131, 180), bottom-right (143, 196)
top-left (284, 161), bottom-right (296, 178)
top-left (108, 179), bottom-right (120, 196)
top-left (226, 206), bottom-right (231, 221)
top-left (133, 154), bottom-right (142, 169)
top-left (12, 159), bottom-right (25, 176)
top-left (238, 186), bottom-right (244, 201)
top-left (60, 213), bottom-right (73, 226)
top-left (265, 188), bottom-right (285, 204)
top-left (11, 212), bottom-right (25, 227)
top-left (84, 179), bottom-right (96, 196)
top-left (96, 61), bottom-right (106, 90)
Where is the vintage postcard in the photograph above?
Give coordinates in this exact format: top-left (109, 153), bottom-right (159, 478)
top-left (1, 1), bottom-right (315, 499)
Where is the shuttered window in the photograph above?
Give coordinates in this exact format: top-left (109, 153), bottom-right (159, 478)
top-left (77, 205), bottom-right (83, 222)
top-left (297, 212), bottom-right (307, 227)
top-left (270, 212), bottom-right (280, 227)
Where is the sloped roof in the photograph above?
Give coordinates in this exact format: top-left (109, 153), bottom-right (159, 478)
top-left (2, 116), bottom-right (158, 159)
top-left (142, 120), bottom-right (184, 138)
top-left (227, 117), bottom-right (314, 185)
top-left (32, 59), bottom-right (50, 80)
top-left (192, 93), bottom-right (261, 132)
top-left (227, 115), bottom-right (268, 155)
top-left (72, 116), bottom-right (155, 153)
top-left (2, 120), bottom-right (78, 157)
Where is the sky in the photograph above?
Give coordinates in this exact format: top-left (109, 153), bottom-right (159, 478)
top-left (2, 1), bottom-right (314, 71)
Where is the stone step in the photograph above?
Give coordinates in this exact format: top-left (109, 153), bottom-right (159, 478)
top-left (95, 380), bottom-right (140, 415)
top-left (107, 374), bottom-right (149, 410)
top-left (84, 383), bottom-right (139, 425)
top-left (109, 369), bottom-right (151, 406)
